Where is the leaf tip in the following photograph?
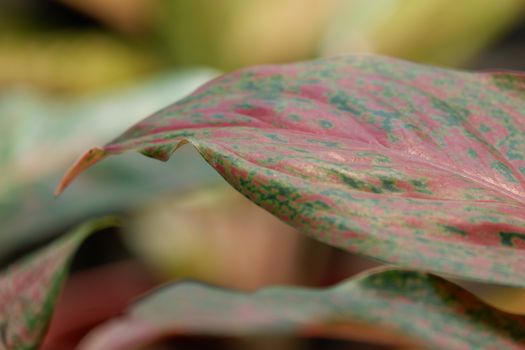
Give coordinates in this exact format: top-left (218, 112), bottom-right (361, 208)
top-left (54, 147), bottom-right (107, 197)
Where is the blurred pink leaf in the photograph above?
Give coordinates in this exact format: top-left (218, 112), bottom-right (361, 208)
top-left (0, 217), bottom-right (119, 349)
top-left (79, 269), bottom-right (525, 350)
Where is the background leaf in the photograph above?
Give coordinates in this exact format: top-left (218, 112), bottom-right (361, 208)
top-left (59, 55), bottom-right (525, 287)
top-left (0, 69), bottom-right (220, 262)
top-left (79, 269), bottom-right (525, 350)
top-left (320, 0), bottom-right (525, 67)
top-left (0, 217), bottom-right (118, 350)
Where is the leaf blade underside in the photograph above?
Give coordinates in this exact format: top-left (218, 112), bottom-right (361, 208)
top-left (58, 55), bottom-right (525, 286)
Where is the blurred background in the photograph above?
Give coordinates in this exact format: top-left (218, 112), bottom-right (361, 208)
top-left (1, 1), bottom-right (525, 349)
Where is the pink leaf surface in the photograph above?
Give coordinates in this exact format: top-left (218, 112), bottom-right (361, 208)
top-left (58, 55), bottom-right (525, 286)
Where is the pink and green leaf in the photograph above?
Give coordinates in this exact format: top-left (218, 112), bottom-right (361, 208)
top-left (79, 269), bottom-right (525, 350)
top-left (4, 220), bottom-right (525, 350)
top-left (0, 217), bottom-right (119, 350)
top-left (58, 55), bottom-right (525, 286)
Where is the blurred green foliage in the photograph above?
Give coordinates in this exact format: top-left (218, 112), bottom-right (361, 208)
top-left (0, 0), bottom-right (523, 94)
top-left (0, 69), bottom-right (220, 262)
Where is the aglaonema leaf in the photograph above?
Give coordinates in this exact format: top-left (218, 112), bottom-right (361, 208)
top-left (79, 269), bottom-right (525, 350)
top-left (57, 55), bottom-right (525, 286)
top-left (0, 217), bottom-right (118, 350)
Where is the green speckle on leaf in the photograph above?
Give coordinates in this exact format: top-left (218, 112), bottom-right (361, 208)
top-left (467, 149), bottom-right (478, 158)
top-left (380, 177), bottom-right (402, 192)
top-left (320, 120), bottom-right (333, 128)
top-left (329, 93), bottom-right (360, 114)
top-left (492, 161), bottom-right (518, 183)
top-left (479, 124), bottom-right (491, 132)
top-left (442, 225), bottom-right (467, 236)
top-left (410, 179), bottom-right (432, 194)
top-left (500, 232), bottom-right (525, 247)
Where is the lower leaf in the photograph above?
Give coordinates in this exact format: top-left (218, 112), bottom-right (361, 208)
top-left (0, 217), bottom-right (120, 350)
top-left (79, 268), bottom-right (525, 350)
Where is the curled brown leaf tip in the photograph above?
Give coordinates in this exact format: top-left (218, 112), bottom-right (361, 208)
top-left (54, 147), bottom-right (107, 197)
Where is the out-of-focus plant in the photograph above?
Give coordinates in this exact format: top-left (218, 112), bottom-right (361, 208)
top-left (3, 0), bottom-right (521, 95)
top-left (153, 0), bottom-right (339, 71)
top-left (125, 186), bottom-right (318, 290)
top-left (3, 55), bottom-right (525, 349)
top-left (153, 0), bottom-right (525, 69)
top-left (0, 31), bottom-right (161, 94)
top-left (320, 0), bottom-right (525, 67)
top-left (0, 0), bottom-right (160, 94)
top-left (0, 69), bottom-right (218, 260)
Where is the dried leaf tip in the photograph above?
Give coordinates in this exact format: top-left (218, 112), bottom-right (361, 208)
top-left (54, 147), bottom-right (107, 197)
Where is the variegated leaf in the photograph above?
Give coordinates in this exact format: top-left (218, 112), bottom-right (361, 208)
top-left (0, 217), bottom-right (118, 350)
top-left (79, 269), bottom-right (525, 350)
top-left (58, 55), bottom-right (525, 286)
